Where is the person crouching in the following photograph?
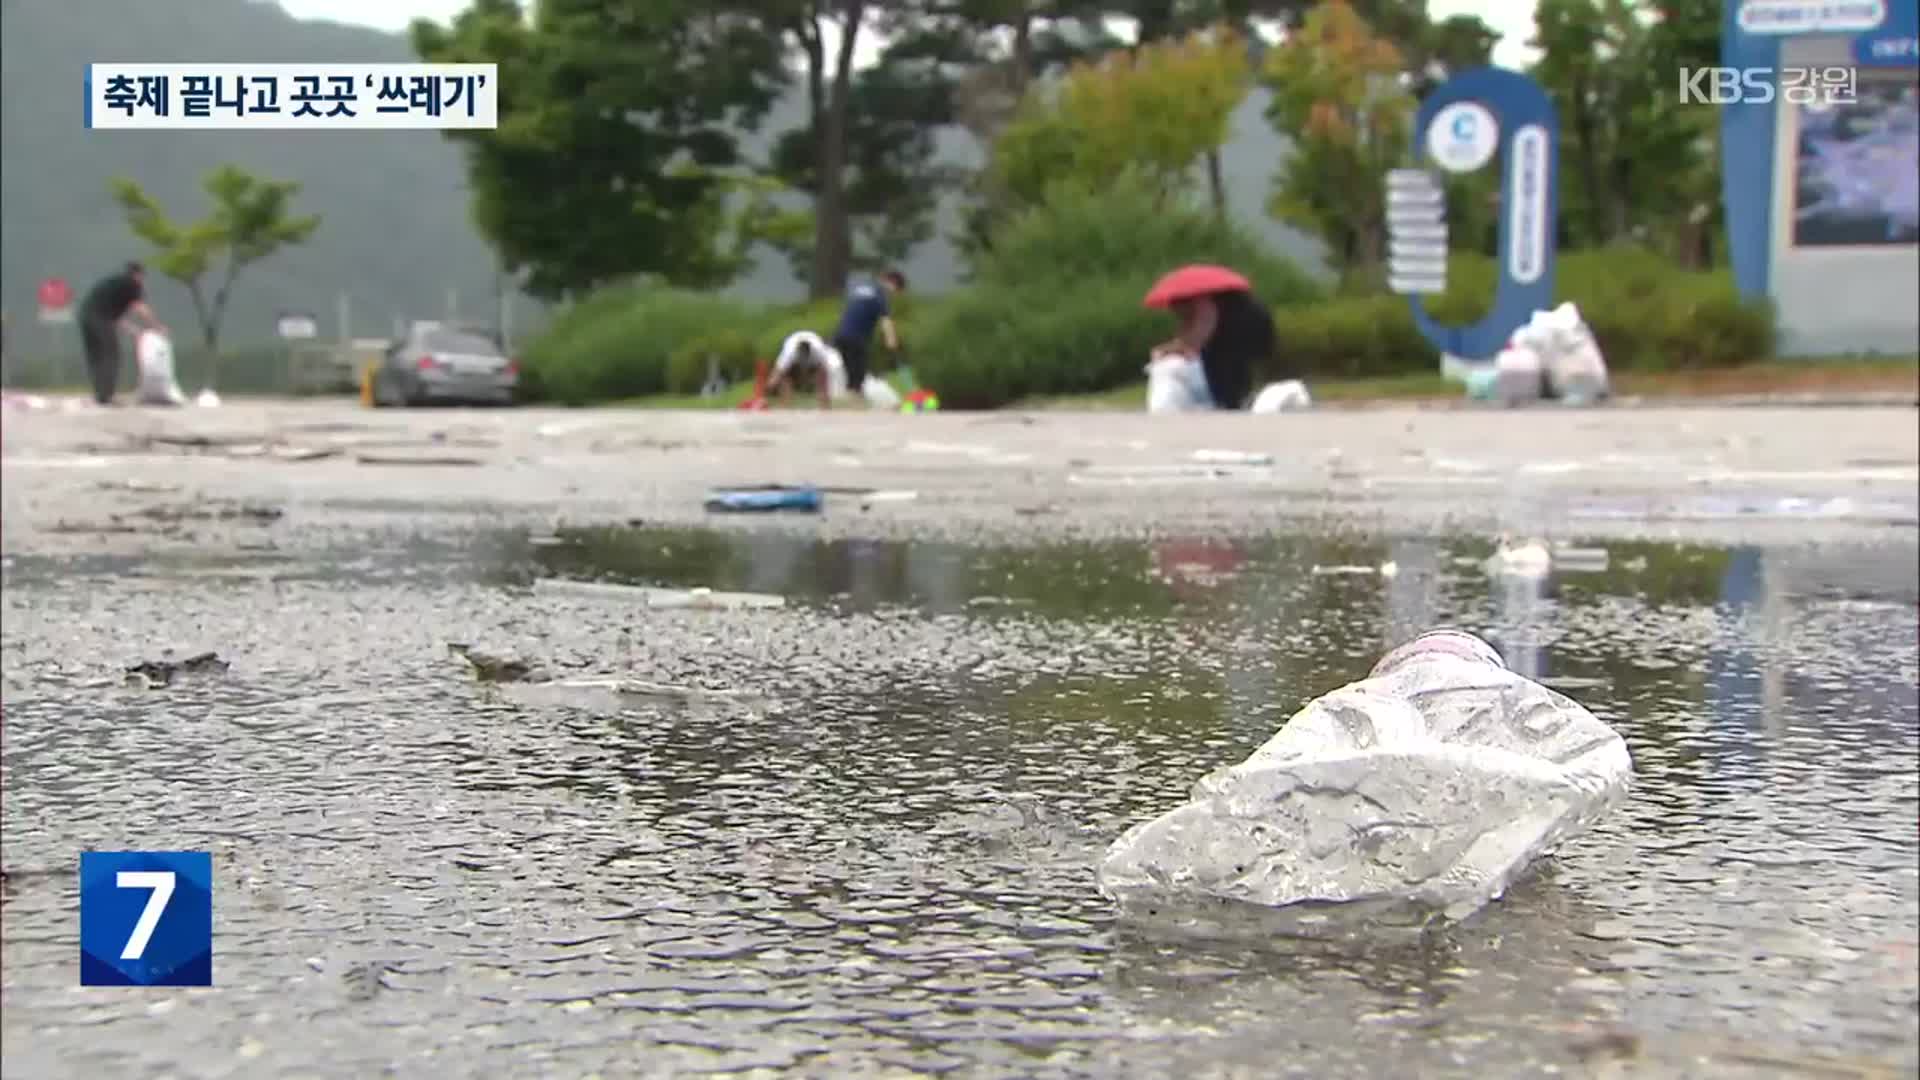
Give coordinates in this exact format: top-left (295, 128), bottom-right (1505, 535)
top-left (764, 330), bottom-right (850, 409)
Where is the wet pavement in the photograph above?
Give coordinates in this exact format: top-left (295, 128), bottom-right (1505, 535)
top-left (3, 401), bottom-right (1918, 1078)
top-left (1, 399), bottom-right (1917, 551)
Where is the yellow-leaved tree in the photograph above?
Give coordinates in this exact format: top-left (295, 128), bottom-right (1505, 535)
top-left (989, 27), bottom-right (1251, 216)
top-left (1261, 0), bottom-right (1415, 285)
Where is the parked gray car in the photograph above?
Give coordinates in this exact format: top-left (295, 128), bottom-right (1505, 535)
top-left (370, 323), bottom-right (518, 406)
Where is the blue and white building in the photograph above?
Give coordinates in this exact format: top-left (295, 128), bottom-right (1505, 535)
top-left (1721, 0), bottom-right (1919, 355)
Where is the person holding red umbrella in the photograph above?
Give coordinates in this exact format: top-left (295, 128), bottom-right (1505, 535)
top-left (1144, 264), bottom-right (1276, 411)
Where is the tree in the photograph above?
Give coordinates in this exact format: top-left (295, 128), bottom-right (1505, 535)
top-left (412, 0), bottom-right (786, 301)
top-left (1528, 0), bottom-right (1717, 256)
top-left (1260, 0), bottom-right (1412, 283)
top-left (757, 0), bottom-right (875, 299)
top-left (947, 2), bottom-right (1123, 257)
top-left (989, 27), bottom-right (1251, 214)
top-left (760, 37), bottom-right (965, 281)
top-left (109, 164), bottom-right (319, 356)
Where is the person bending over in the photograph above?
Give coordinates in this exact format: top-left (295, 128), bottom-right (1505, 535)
top-left (77, 261), bottom-right (167, 406)
top-left (764, 330), bottom-right (849, 408)
top-left (1152, 288), bottom-right (1275, 411)
top-left (831, 269), bottom-right (905, 399)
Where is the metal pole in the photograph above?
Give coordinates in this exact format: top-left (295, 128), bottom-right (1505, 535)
top-left (337, 291), bottom-right (351, 388)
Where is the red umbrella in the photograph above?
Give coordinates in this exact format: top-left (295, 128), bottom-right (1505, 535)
top-left (1143, 264), bottom-right (1251, 309)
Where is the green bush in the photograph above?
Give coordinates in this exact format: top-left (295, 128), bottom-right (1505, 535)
top-left (521, 283), bottom-right (756, 404)
top-left (1272, 247), bottom-right (1777, 380)
top-left (912, 277), bottom-right (1170, 407)
top-left (1274, 294), bottom-right (1439, 379)
top-left (973, 173), bottom-right (1327, 309)
top-left (665, 328), bottom-right (760, 394)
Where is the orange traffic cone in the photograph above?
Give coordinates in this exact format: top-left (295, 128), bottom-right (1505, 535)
top-left (739, 358), bottom-right (770, 410)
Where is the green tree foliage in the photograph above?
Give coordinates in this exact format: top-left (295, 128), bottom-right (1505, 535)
top-left (762, 38), bottom-right (963, 281)
top-left (1528, 0), bottom-right (1719, 261)
top-left (109, 165), bottom-right (320, 355)
top-left (988, 27), bottom-right (1251, 218)
top-left (411, 0), bottom-right (787, 301)
top-left (1260, 0), bottom-right (1412, 284)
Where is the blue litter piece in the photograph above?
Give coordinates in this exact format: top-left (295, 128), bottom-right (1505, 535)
top-left (704, 486), bottom-right (824, 513)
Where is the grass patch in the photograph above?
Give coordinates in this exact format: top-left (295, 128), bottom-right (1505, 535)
top-left (1009, 356), bottom-right (1915, 411)
top-left (607, 370), bottom-right (922, 410)
top-left (1610, 356), bottom-right (1918, 397)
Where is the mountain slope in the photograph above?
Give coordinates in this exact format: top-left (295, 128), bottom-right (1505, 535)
top-left (1, 0), bottom-right (514, 344)
top-left (1, 0), bottom-right (1321, 348)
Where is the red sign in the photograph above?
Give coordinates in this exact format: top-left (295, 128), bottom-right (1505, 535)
top-left (37, 277), bottom-right (73, 310)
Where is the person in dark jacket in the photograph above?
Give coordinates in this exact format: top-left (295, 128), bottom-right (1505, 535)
top-left (828, 269), bottom-right (904, 396)
top-left (1151, 289), bottom-right (1277, 410)
top-left (77, 261), bottom-right (167, 405)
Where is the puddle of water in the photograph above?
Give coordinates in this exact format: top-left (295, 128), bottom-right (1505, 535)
top-left (1, 525), bottom-right (1915, 1077)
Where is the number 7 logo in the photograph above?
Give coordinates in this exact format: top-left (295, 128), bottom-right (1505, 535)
top-left (79, 851), bottom-right (213, 986)
top-left (115, 871), bottom-right (176, 960)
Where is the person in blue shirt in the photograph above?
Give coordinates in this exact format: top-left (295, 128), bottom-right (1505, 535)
top-left (832, 269), bottom-right (904, 395)
top-left (765, 269), bottom-right (904, 408)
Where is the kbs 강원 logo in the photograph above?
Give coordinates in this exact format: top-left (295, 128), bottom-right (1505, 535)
top-left (79, 851), bottom-right (213, 986)
top-left (1677, 66), bottom-right (1859, 106)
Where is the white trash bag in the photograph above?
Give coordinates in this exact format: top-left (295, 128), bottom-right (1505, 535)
top-left (1249, 379), bottom-right (1312, 414)
top-left (1492, 340), bottom-right (1544, 404)
top-left (1098, 630), bottom-right (1632, 928)
top-left (1145, 353), bottom-right (1213, 414)
top-left (860, 374), bottom-right (901, 409)
top-left (1536, 301), bottom-right (1609, 404)
top-left (135, 330), bottom-right (187, 406)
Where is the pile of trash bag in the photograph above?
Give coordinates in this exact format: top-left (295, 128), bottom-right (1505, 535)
top-left (1146, 352), bottom-right (1313, 415)
top-left (1097, 630), bottom-right (1632, 930)
top-left (1463, 302), bottom-right (1610, 406)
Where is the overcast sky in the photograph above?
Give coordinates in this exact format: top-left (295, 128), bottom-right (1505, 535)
top-left (277, 0), bottom-right (1543, 68)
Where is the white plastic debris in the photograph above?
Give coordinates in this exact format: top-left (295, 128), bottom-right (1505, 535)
top-left (1487, 537), bottom-right (1553, 577)
top-left (135, 330), bottom-right (187, 406)
top-left (532, 578), bottom-right (785, 609)
top-left (1549, 544), bottom-right (1611, 573)
top-left (1310, 562), bottom-right (1399, 577)
top-left (1192, 449), bottom-right (1273, 466)
top-left (860, 375), bottom-right (902, 409)
top-left (1248, 379), bottom-right (1312, 414)
top-left (1097, 630), bottom-right (1632, 928)
top-left (1145, 353), bottom-right (1213, 414)
top-left (501, 676), bottom-right (768, 714)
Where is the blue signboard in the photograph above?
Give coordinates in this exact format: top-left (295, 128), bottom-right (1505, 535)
top-left (1854, 0), bottom-right (1919, 67)
top-left (1406, 67), bottom-right (1560, 361)
top-left (1722, 0), bottom-right (1918, 300)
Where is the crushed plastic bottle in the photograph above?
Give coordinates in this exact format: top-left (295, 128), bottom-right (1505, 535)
top-left (1097, 630), bottom-right (1632, 930)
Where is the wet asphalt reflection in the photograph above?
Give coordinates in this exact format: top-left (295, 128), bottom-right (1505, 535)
top-left (2, 526), bottom-right (1915, 1077)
